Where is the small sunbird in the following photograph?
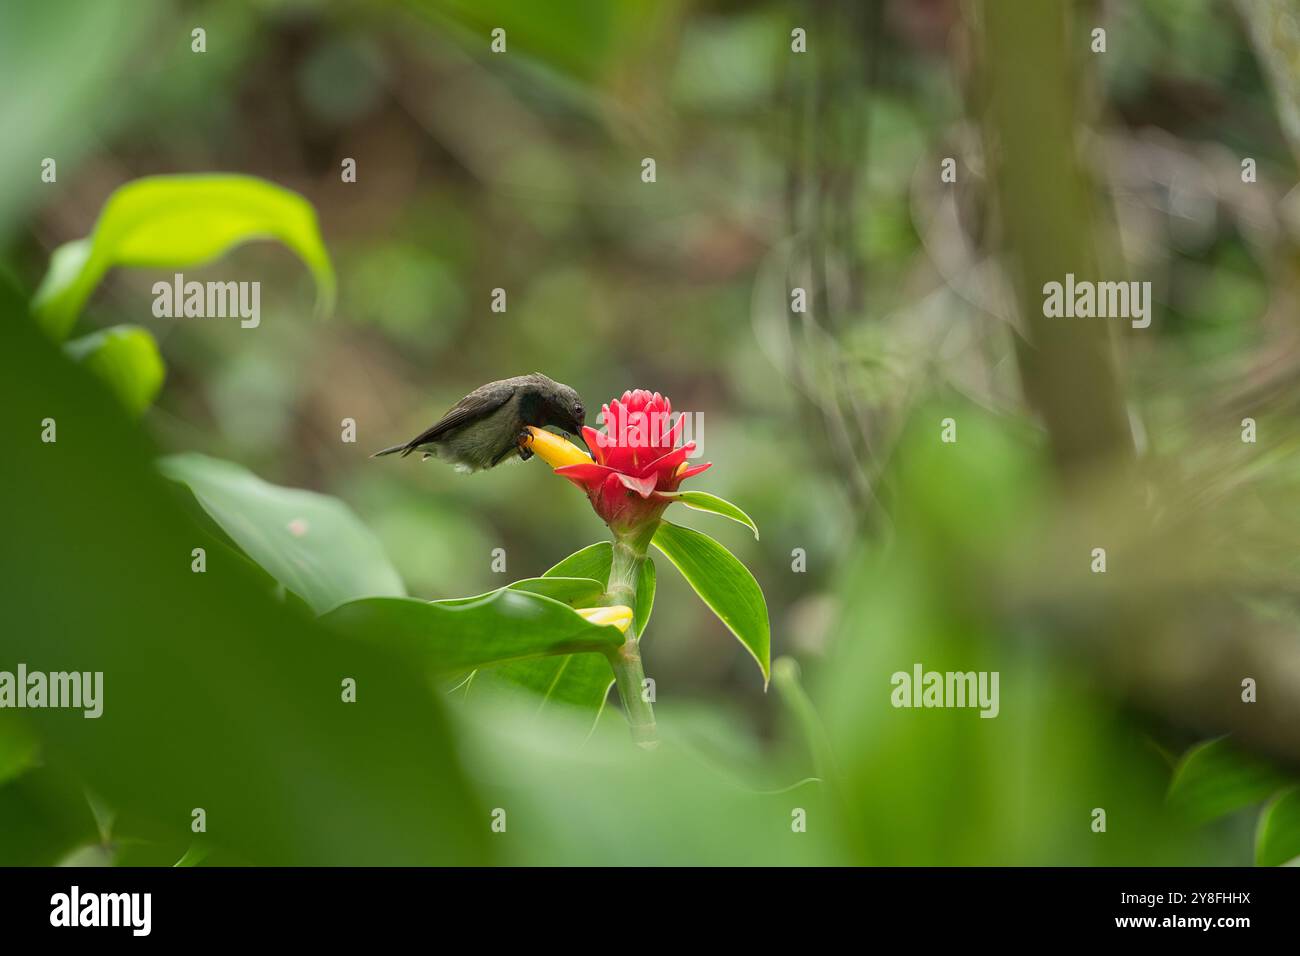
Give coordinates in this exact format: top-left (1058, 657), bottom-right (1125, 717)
top-left (372, 373), bottom-right (586, 472)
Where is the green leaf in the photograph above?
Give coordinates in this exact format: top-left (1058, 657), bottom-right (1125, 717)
top-left (0, 1), bottom-right (158, 232)
top-left (465, 544), bottom-right (655, 716)
top-left (321, 590), bottom-right (624, 673)
top-left (0, 715), bottom-right (39, 787)
top-left (652, 520), bottom-right (771, 684)
top-left (33, 174), bottom-right (336, 339)
top-left (0, 767), bottom-right (99, 866)
top-left (514, 545), bottom-right (618, 713)
top-left (544, 541), bottom-right (612, 580)
top-left (1167, 737), bottom-right (1291, 824)
top-left (540, 543), bottom-right (656, 633)
top-left (772, 657), bottom-right (836, 785)
top-left (440, 575), bottom-right (605, 608)
top-left (174, 844), bottom-right (210, 868)
top-left (473, 544), bottom-right (615, 715)
top-left (634, 556), bottom-right (656, 638)
top-left (64, 324), bottom-right (164, 415)
top-left (1256, 787), bottom-right (1300, 866)
top-left (159, 452), bottom-right (405, 614)
top-left (512, 575), bottom-right (606, 606)
top-left (662, 490), bottom-right (760, 539)
top-left (479, 654), bottom-right (615, 713)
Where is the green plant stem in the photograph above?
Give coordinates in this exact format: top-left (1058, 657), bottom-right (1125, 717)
top-left (605, 526), bottom-right (657, 748)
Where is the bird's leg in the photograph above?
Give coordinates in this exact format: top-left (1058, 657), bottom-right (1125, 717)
top-left (516, 429), bottom-right (535, 462)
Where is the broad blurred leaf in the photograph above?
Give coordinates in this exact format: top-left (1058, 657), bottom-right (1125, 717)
top-left (0, 716), bottom-right (39, 786)
top-left (664, 490), bottom-right (759, 539)
top-left (33, 174), bottom-right (336, 338)
top-left (0, 0), bottom-right (156, 234)
top-left (0, 767), bottom-right (99, 866)
top-left (810, 409), bottom-right (1218, 865)
top-left (159, 452), bottom-right (406, 614)
top-left (652, 520), bottom-right (771, 684)
top-left (455, 696), bottom-right (835, 865)
top-left (1167, 737), bottom-right (1291, 824)
top-left (64, 324), bottom-right (164, 415)
top-left (173, 844), bottom-right (209, 867)
top-left (772, 657), bottom-right (836, 785)
top-left (321, 589), bottom-right (623, 674)
top-left (0, 292), bottom-right (485, 864)
top-left (1256, 787), bottom-right (1300, 866)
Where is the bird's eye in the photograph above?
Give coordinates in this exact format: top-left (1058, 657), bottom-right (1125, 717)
top-left (573, 402), bottom-right (584, 419)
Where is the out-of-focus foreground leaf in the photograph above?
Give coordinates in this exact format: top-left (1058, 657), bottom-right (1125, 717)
top-left (33, 174), bottom-right (336, 339)
top-left (812, 407), bottom-right (1218, 864)
top-left (63, 324), bottom-right (164, 415)
top-left (1255, 787), bottom-right (1300, 866)
top-left (0, 0), bottom-right (158, 235)
top-left (160, 452), bottom-right (406, 615)
top-left (1167, 737), bottom-right (1292, 825)
top-left (455, 693), bottom-right (839, 866)
top-left (0, 716), bottom-right (39, 788)
top-left (0, 767), bottom-right (100, 866)
top-left (0, 284), bottom-right (487, 864)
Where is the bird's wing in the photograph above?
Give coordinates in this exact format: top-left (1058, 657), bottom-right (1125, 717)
top-left (394, 389), bottom-right (513, 455)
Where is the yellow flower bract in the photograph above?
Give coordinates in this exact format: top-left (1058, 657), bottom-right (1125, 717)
top-left (576, 605), bottom-right (633, 633)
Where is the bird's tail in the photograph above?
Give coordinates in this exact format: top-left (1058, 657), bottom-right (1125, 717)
top-left (370, 442), bottom-right (414, 459)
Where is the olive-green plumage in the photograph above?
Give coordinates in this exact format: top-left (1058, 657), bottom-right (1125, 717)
top-left (372, 373), bottom-right (585, 472)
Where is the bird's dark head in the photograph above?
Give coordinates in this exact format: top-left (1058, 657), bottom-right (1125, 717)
top-left (533, 374), bottom-right (586, 438)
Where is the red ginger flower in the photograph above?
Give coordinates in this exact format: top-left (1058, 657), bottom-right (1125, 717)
top-left (526, 390), bottom-right (710, 535)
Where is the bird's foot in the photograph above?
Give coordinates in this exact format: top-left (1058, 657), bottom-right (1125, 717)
top-left (517, 429), bottom-right (535, 462)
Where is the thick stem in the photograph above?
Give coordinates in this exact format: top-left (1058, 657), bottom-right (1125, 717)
top-left (610, 638), bottom-right (655, 748)
top-left (604, 525), bottom-right (658, 748)
top-left (605, 538), bottom-right (642, 613)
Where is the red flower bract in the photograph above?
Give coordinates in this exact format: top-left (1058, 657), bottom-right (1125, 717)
top-left (555, 389), bottom-right (711, 534)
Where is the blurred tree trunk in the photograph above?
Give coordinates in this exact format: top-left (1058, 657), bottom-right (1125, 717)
top-left (973, 0), bottom-right (1133, 477)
